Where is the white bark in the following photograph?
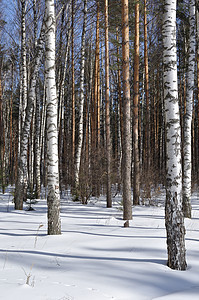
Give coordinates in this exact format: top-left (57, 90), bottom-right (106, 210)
top-left (40, 83), bottom-right (47, 187)
top-left (35, 83), bottom-right (41, 198)
top-left (183, 0), bottom-right (195, 218)
top-left (15, 23), bottom-right (45, 210)
top-left (45, 0), bottom-right (61, 235)
top-left (29, 109), bottom-right (35, 193)
top-left (21, 0), bottom-right (27, 125)
top-left (162, 0), bottom-right (186, 270)
top-left (74, 0), bottom-right (87, 188)
top-left (18, 0), bottom-right (27, 158)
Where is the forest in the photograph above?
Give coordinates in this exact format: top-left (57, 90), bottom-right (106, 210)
top-left (0, 0), bottom-right (198, 282)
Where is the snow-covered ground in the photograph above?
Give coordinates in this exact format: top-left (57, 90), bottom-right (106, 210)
top-left (0, 187), bottom-right (199, 300)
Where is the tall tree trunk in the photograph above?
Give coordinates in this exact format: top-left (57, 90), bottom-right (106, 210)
top-left (133, 1), bottom-right (140, 205)
top-left (182, 0), bottom-right (195, 218)
top-left (74, 0), bottom-right (87, 192)
top-left (17, 0), bottom-right (28, 193)
top-left (71, 0), bottom-right (75, 178)
top-left (15, 23), bottom-right (45, 210)
top-left (96, 1), bottom-right (100, 150)
top-left (162, 0), bottom-right (187, 270)
top-left (144, 0), bottom-right (150, 181)
top-left (105, 0), bottom-right (112, 207)
top-left (116, 27), bottom-right (122, 190)
top-left (40, 84), bottom-right (47, 187)
top-left (21, 0), bottom-right (27, 126)
top-left (91, 2), bottom-right (100, 196)
top-left (9, 62), bottom-right (14, 184)
top-left (35, 83), bottom-right (41, 198)
top-left (58, 3), bottom-right (71, 191)
top-left (45, 0), bottom-right (61, 235)
top-left (29, 106), bottom-right (35, 194)
top-left (196, 0), bottom-right (199, 179)
top-left (122, 0), bottom-right (132, 222)
top-left (0, 69), bottom-right (5, 193)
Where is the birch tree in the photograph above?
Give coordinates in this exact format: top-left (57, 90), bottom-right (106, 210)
top-left (74, 0), bottom-right (87, 193)
top-left (182, 0), bottom-right (195, 218)
top-left (162, 0), bottom-right (187, 270)
top-left (21, 0), bottom-right (27, 121)
top-left (14, 23), bottom-right (45, 210)
top-left (35, 84), bottom-right (41, 198)
top-left (71, 0), bottom-right (75, 172)
top-left (45, 0), bottom-right (61, 235)
top-left (15, 0), bottom-right (27, 197)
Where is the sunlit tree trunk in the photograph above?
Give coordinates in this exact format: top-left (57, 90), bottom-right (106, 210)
top-left (105, 0), bottom-right (112, 207)
top-left (45, 0), bottom-right (61, 235)
top-left (9, 62), bottom-right (14, 184)
top-left (71, 0), bottom-right (75, 175)
top-left (21, 0), bottom-right (27, 126)
top-left (182, 0), bottom-right (195, 218)
top-left (40, 84), bottom-right (47, 187)
top-left (35, 84), bottom-right (41, 198)
top-left (15, 23), bottom-right (45, 210)
top-left (122, 0), bottom-right (132, 222)
top-left (17, 0), bottom-right (28, 193)
top-left (74, 0), bottom-right (87, 191)
top-left (0, 70), bottom-right (5, 193)
top-left (163, 0), bottom-right (187, 270)
top-left (96, 1), bottom-right (100, 150)
top-left (116, 27), bottom-right (122, 190)
top-left (91, 2), bottom-right (100, 196)
top-left (133, 0), bottom-right (140, 205)
top-left (196, 0), bottom-right (199, 178)
top-left (144, 0), bottom-right (150, 184)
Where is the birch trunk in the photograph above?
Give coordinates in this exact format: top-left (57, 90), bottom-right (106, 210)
top-left (9, 62), bottom-right (14, 184)
top-left (162, 0), bottom-right (187, 270)
top-left (96, 3), bottom-right (100, 150)
top-left (45, 0), bottom-right (61, 235)
top-left (122, 0), bottom-right (132, 222)
top-left (74, 0), bottom-right (87, 190)
top-left (29, 106), bottom-right (35, 193)
top-left (0, 71), bottom-right (5, 192)
top-left (40, 84), bottom-right (47, 187)
top-left (182, 0), bottom-right (195, 218)
top-left (105, 0), bottom-right (112, 207)
top-left (35, 84), bottom-right (41, 198)
top-left (71, 0), bottom-right (75, 171)
top-left (21, 0), bottom-right (27, 126)
top-left (18, 0), bottom-right (27, 160)
top-left (14, 23), bottom-right (45, 210)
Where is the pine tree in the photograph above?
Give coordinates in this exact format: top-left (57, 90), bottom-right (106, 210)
top-left (105, 0), bottom-right (112, 207)
top-left (122, 0), bottom-right (132, 223)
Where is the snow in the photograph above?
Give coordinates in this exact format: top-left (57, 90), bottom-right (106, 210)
top-left (0, 187), bottom-right (199, 300)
